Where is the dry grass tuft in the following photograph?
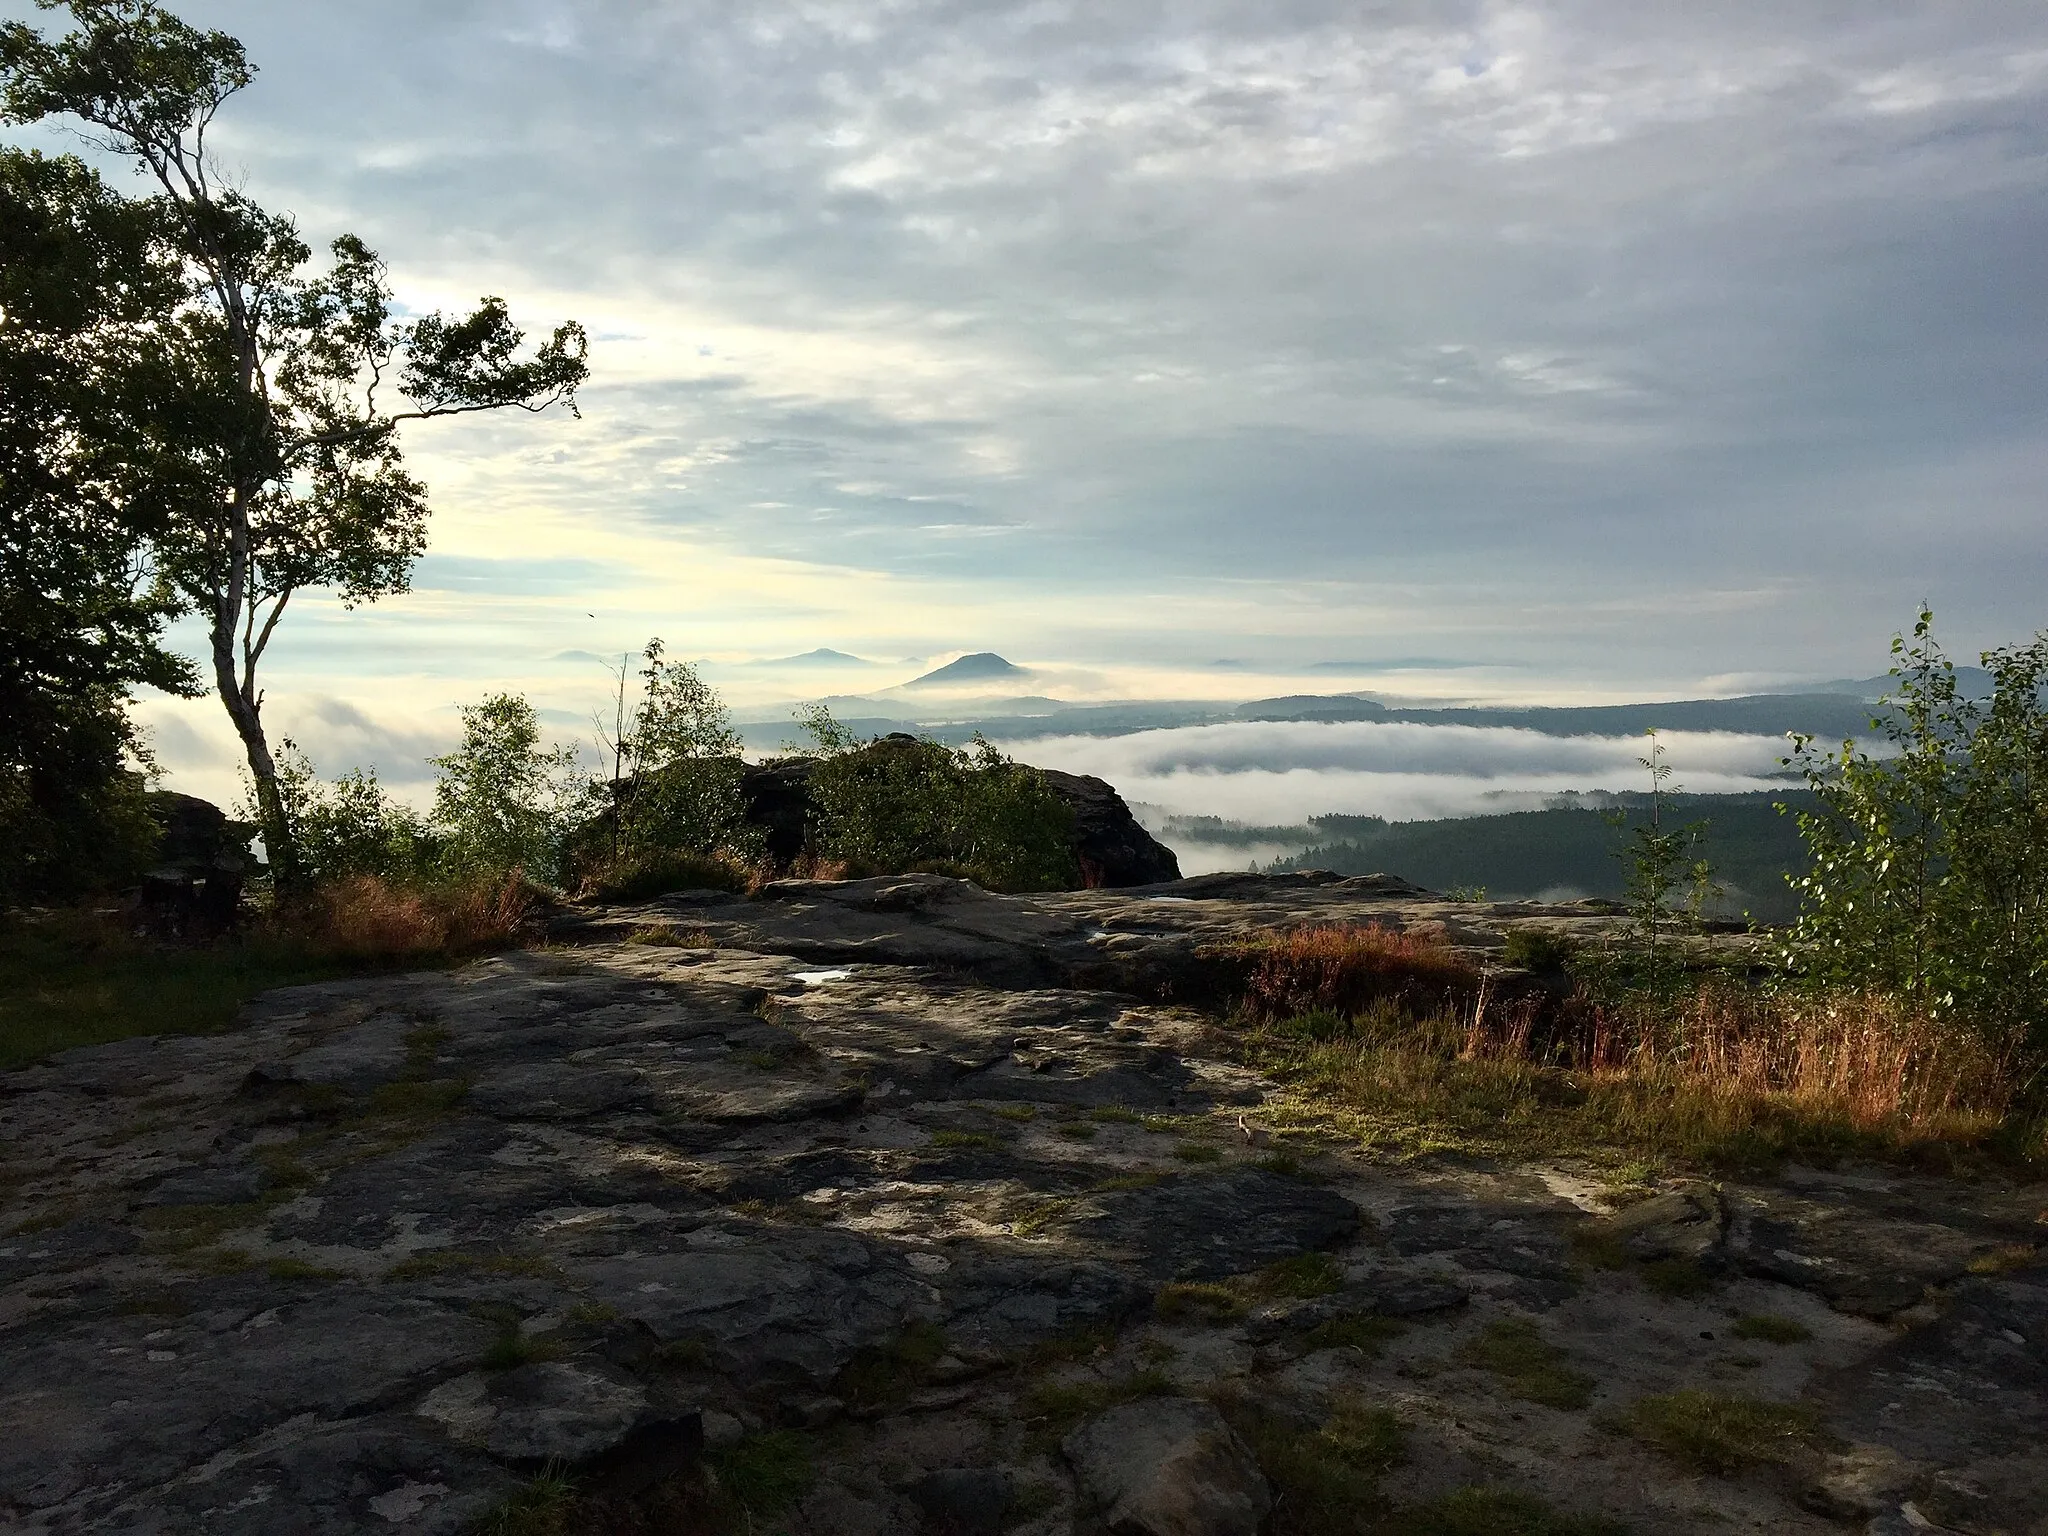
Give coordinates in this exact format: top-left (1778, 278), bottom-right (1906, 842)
top-left (292, 873), bottom-right (536, 960)
top-left (1260, 981), bottom-right (2031, 1171)
top-left (1239, 923), bottom-right (1480, 1022)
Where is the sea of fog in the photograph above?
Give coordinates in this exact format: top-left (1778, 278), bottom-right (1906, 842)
top-left (1000, 720), bottom-right (1801, 875)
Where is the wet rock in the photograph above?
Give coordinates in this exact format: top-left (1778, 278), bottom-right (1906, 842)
top-left (1063, 1397), bottom-right (1270, 1536)
top-left (414, 1362), bottom-right (648, 1463)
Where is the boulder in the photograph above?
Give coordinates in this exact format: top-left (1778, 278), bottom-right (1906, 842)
top-left (1036, 768), bottom-right (1181, 888)
top-left (139, 791), bottom-right (257, 937)
top-left (737, 750), bottom-right (1180, 889)
top-left (1063, 1397), bottom-right (1270, 1536)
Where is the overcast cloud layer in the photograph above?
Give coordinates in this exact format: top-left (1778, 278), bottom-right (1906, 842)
top-left (12, 2), bottom-right (2048, 794)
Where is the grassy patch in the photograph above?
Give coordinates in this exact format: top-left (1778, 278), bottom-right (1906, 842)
top-left (1216, 1392), bottom-right (1404, 1535)
top-left (709, 1430), bottom-right (815, 1520)
top-left (1173, 1141), bottom-right (1223, 1164)
top-left (1089, 1105), bottom-right (1141, 1123)
top-left (1617, 1390), bottom-right (1825, 1474)
top-left (1055, 1122), bottom-right (1099, 1141)
top-left (928, 1129), bottom-right (1002, 1150)
top-left (135, 1200), bottom-right (267, 1254)
top-left (382, 1249), bottom-right (560, 1283)
top-left (1008, 1195), bottom-right (1074, 1236)
top-left (0, 912), bottom-right (372, 1070)
top-left (1967, 1243), bottom-right (2040, 1274)
top-left (1455, 1319), bottom-right (1595, 1411)
top-left (1379, 1486), bottom-right (1630, 1536)
top-left (479, 1464), bottom-right (578, 1536)
top-left (1245, 982), bottom-right (2032, 1174)
top-left (480, 1328), bottom-right (566, 1371)
top-left (1252, 1251), bottom-right (1345, 1299)
top-left (1729, 1313), bottom-right (1811, 1344)
top-left (1155, 1281), bottom-right (1248, 1324)
top-left (989, 1104), bottom-right (1037, 1122)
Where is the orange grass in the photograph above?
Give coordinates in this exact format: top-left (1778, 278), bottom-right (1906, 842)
top-left (1239, 922), bottom-right (1481, 1021)
top-left (292, 873), bottom-right (536, 960)
top-left (1251, 965), bottom-right (2032, 1169)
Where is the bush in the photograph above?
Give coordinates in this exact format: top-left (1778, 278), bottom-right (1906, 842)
top-left (430, 694), bottom-right (589, 886)
top-left (590, 640), bottom-right (759, 881)
top-left (799, 717), bottom-right (1078, 892)
top-left (1784, 612), bottom-right (2048, 1059)
top-left (293, 872), bottom-right (534, 960)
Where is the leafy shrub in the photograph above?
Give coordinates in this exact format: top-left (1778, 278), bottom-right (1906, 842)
top-left (798, 716), bottom-right (1078, 892)
top-left (271, 744), bottom-right (438, 886)
top-left (1785, 612), bottom-right (2048, 1058)
top-left (430, 693), bottom-right (589, 886)
top-left (587, 640), bottom-right (759, 886)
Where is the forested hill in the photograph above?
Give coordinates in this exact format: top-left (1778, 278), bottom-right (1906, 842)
top-left (1261, 791), bottom-right (1815, 923)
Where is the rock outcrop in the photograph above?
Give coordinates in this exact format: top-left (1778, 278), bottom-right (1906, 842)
top-left (1, 874), bottom-right (2041, 1534)
top-left (737, 749), bottom-right (1181, 888)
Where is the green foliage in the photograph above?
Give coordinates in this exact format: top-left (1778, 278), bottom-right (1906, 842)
top-left (268, 742), bottom-right (437, 887)
top-left (0, 143), bottom-right (198, 901)
top-left (597, 639), bottom-right (757, 881)
top-left (1784, 612), bottom-right (2048, 1055)
top-left (429, 695), bottom-right (587, 886)
top-left (799, 712), bottom-right (1078, 891)
top-left (1601, 732), bottom-right (1715, 996)
top-left (479, 1464), bottom-right (577, 1536)
top-left (0, 2), bottom-right (587, 885)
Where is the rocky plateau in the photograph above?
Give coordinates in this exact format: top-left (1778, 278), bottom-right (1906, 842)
top-left (1, 872), bottom-right (2043, 1534)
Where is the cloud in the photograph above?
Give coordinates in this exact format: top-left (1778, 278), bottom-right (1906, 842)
top-left (15, 0), bottom-right (2046, 735)
top-left (1007, 721), bottom-right (1794, 824)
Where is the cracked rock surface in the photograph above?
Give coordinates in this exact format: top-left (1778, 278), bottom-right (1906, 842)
top-left (1, 874), bottom-right (2043, 1534)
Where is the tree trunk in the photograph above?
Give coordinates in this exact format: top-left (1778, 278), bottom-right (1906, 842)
top-left (210, 611), bottom-right (295, 892)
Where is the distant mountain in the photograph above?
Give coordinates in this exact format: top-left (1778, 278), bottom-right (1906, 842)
top-left (1812, 668), bottom-right (1993, 699)
top-left (757, 648), bottom-right (874, 669)
top-left (1236, 695), bottom-right (1389, 722)
top-left (904, 652), bottom-right (1027, 688)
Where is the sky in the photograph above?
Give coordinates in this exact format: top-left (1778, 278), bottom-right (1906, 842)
top-left (9, 1), bottom-right (2048, 807)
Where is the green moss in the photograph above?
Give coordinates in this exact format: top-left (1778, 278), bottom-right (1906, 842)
top-left (1455, 1319), bottom-right (1595, 1411)
top-left (1618, 1390), bottom-right (1825, 1473)
top-left (381, 1249), bottom-right (560, 1283)
top-left (1729, 1313), bottom-right (1811, 1344)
